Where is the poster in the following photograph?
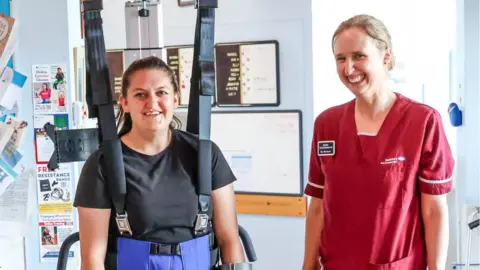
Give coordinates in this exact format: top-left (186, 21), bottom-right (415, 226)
top-left (36, 164), bottom-right (72, 207)
top-left (36, 163), bottom-right (75, 262)
top-left (38, 212), bottom-right (74, 262)
top-left (33, 114), bottom-right (68, 164)
top-left (32, 64), bottom-right (68, 115)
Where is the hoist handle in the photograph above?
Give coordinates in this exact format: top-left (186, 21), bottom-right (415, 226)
top-left (238, 225), bottom-right (257, 262)
top-left (56, 232), bottom-right (79, 270)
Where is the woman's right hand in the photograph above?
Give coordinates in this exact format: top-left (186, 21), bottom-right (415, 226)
top-left (302, 198), bottom-right (324, 270)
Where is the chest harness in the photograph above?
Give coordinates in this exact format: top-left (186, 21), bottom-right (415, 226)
top-left (47, 0), bottom-right (257, 269)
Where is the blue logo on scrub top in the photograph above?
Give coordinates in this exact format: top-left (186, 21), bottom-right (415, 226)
top-left (397, 156), bottom-right (405, 161)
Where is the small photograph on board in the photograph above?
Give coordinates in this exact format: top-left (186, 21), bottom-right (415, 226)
top-left (40, 226), bottom-right (58, 246)
top-left (51, 65), bottom-right (66, 90)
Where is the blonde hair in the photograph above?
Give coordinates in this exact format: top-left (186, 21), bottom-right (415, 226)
top-left (332, 14), bottom-right (395, 71)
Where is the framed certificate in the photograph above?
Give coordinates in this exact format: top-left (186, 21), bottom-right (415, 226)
top-left (214, 40), bottom-right (280, 107)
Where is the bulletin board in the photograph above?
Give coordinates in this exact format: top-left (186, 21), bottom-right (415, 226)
top-left (214, 40), bottom-right (280, 107)
top-left (210, 110), bottom-right (303, 196)
top-left (106, 50), bottom-right (125, 104)
top-left (164, 45), bottom-right (215, 107)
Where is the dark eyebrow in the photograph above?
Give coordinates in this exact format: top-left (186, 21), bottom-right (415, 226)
top-left (132, 86), bottom-right (170, 92)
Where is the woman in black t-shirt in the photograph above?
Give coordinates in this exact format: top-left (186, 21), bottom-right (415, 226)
top-left (73, 56), bottom-right (245, 269)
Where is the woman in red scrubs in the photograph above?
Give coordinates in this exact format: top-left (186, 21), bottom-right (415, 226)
top-left (302, 14), bottom-right (454, 270)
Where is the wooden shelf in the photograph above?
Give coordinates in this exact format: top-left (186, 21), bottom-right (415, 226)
top-left (235, 194), bottom-right (307, 217)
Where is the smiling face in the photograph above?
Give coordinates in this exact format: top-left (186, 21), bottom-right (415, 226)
top-left (333, 27), bottom-right (391, 97)
top-left (120, 68), bottom-right (179, 134)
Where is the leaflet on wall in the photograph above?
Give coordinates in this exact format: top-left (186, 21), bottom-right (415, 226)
top-left (0, 155), bottom-right (18, 198)
top-left (0, 169), bottom-right (36, 237)
top-left (33, 114), bottom-right (68, 164)
top-left (1, 141), bottom-right (23, 169)
top-left (0, 67), bottom-right (27, 110)
top-left (36, 164), bottom-right (73, 210)
top-left (4, 115), bottom-right (28, 149)
top-left (0, 121), bottom-right (14, 153)
top-left (38, 212), bottom-right (74, 262)
top-left (36, 163), bottom-right (74, 262)
top-left (0, 103), bottom-right (18, 121)
top-left (32, 64), bottom-right (68, 115)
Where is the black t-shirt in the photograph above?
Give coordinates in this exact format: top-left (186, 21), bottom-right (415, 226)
top-left (73, 129), bottom-right (237, 246)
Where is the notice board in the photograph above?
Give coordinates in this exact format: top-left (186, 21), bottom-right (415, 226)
top-left (210, 110), bottom-right (303, 196)
top-left (215, 40), bottom-right (280, 107)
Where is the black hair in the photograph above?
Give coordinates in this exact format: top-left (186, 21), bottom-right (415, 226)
top-left (116, 56), bottom-right (182, 137)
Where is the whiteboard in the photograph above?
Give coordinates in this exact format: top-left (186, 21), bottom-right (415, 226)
top-left (211, 110), bottom-right (303, 195)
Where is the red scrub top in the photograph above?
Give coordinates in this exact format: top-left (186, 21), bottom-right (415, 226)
top-left (305, 93), bottom-right (454, 270)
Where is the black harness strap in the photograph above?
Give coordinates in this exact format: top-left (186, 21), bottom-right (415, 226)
top-left (45, 0), bottom-right (217, 238)
top-left (82, 0), bottom-right (132, 236)
top-left (51, 0), bottom-right (258, 268)
top-left (188, 0), bottom-right (217, 236)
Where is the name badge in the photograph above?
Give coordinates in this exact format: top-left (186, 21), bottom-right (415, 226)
top-left (317, 141), bottom-right (335, 156)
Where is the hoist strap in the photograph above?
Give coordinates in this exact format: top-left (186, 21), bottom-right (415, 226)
top-left (187, 0), bottom-right (217, 236)
top-left (83, 0), bottom-right (128, 221)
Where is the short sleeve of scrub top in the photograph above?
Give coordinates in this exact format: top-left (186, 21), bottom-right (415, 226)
top-left (305, 114), bottom-right (326, 199)
top-left (417, 110), bottom-right (455, 195)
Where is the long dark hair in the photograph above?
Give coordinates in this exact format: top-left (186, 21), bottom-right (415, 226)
top-left (116, 56), bottom-right (182, 137)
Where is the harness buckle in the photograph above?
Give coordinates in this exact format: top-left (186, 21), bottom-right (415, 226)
top-left (194, 213), bottom-right (209, 235)
top-left (115, 212), bottom-right (133, 236)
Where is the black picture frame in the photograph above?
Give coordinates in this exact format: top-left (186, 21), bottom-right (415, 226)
top-left (214, 40), bottom-right (281, 108)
